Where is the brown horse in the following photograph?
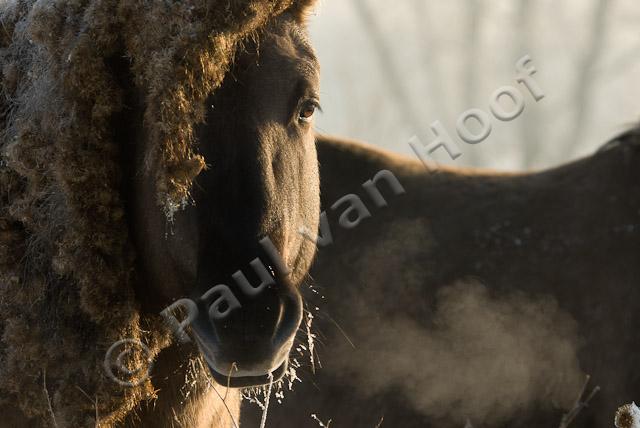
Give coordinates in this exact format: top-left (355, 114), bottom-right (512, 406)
top-left (118, 10), bottom-right (321, 427)
top-left (243, 130), bottom-right (640, 427)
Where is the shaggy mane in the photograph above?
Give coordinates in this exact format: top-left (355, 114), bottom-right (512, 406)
top-left (0, 0), bottom-right (314, 426)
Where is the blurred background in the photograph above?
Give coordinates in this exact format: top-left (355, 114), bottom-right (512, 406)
top-left (307, 0), bottom-right (640, 170)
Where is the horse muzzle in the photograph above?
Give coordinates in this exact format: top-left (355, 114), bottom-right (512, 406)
top-left (190, 270), bottom-right (304, 388)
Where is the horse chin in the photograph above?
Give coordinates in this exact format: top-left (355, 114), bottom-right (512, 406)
top-left (193, 331), bottom-right (292, 388)
top-left (205, 358), bottom-right (289, 388)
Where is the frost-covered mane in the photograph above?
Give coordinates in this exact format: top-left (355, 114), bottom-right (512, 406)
top-left (0, 0), bottom-right (313, 425)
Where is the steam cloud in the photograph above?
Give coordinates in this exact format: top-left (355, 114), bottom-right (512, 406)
top-left (331, 282), bottom-right (585, 425)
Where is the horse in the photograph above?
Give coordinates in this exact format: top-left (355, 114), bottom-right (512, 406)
top-left (117, 9), bottom-right (321, 427)
top-left (243, 130), bottom-right (640, 427)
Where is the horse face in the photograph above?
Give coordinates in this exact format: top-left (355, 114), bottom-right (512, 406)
top-left (130, 15), bottom-right (320, 387)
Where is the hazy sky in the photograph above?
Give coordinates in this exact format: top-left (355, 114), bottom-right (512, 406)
top-left (308, 0), bottom-right (640, 171)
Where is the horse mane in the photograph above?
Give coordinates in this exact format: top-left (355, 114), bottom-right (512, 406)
top-left (0, 0), bottom-right (315, 426)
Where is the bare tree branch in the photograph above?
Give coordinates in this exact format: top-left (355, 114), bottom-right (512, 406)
top-left (558, 374), bottom-right (601, 428)
top-left (460, 0), bottom-right (484, 166)
top-left (595, 40), bottom-right (640, 79)
top-left (560, 0), bottom-right (611, 160)
top-left (351, 0), bottom-right (425, 136)
top-left (512, 0), bottom-right (541, 169)
top-left (412, 0), bottom-right (449, 121)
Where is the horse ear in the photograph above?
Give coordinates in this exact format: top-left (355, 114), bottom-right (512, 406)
top-left (289, 0), bottom-right (318, 25)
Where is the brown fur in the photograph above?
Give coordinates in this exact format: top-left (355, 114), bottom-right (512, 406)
top-left (0, 0), bottom-right (315, 426)
top-left (244, 130), bottom-right (640, 427)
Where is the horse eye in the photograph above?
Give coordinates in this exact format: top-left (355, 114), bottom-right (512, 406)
top-left (298, 101), bottom-right (318, 123)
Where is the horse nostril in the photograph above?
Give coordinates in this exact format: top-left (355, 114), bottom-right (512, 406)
top-left (271, 283), bottom-right (303, 346)
top-left (217, 300), bottom-right (230, 314)
top-left (272, 299), bottom-right (287, 334)
top-left (211, 282), bottom-right (299, 343)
